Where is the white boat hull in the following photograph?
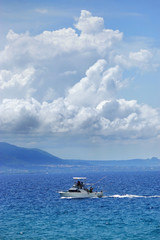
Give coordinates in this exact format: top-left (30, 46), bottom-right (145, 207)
top-left (59, 177), bottom-right (103, 199)
top-left (59, 190), bottom-right (103, 198)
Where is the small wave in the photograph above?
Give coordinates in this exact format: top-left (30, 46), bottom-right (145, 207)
top-left (103, 194), bottom-right (160, 198)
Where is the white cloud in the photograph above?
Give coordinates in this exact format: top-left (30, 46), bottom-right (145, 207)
top-left (0, 60), bottom-right (160, 141)
top-left (0, 10), bottom-right (123, 102)
top-left (0, 10), bottom-right (160, 143)
top-left (129, 49), bottom-right (152, 62)
top-left (114, 49), bottom-right (154, 70)
top-left (0, 10), bottom-right (122, 67)
top-left (0, 95), bottom-right (159, 141)
top-left (75, 10), bottom-right (104, 34)
top-left (65, 59), bottom-right (123, 108)
top-left (0, 67), bottom-right (35, 90)
top-left (0, 98), bottom-right (40, 133)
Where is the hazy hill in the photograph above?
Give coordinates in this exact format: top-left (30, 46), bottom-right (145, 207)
top-left (88, 157), bottom-right (160, 167)
top-left (0, 142), bottom-right (160, 172)
top-left (0, 142), bottom-right (63, 170)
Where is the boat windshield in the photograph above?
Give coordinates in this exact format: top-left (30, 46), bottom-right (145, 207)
top-left (69, 189), bottom-right (81, 192)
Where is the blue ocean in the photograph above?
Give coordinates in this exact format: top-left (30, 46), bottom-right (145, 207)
top-left (0, 171), bottom-right (160, 240)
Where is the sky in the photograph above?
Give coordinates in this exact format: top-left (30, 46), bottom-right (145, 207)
top-left (1, 0), bottom-right (160, 160)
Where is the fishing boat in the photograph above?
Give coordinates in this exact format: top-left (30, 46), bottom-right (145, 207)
top-left (59, 177), bottom-right (103, 198)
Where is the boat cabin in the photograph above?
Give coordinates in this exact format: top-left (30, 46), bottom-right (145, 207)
top-left (73, 177), bottom-right (86, 189)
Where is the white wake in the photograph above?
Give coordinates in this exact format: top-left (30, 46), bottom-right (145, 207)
top-left (103, 194), bottom-right (160, 198)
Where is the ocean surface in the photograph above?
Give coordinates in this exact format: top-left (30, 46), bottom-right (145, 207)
top-left (0, 171), bottom-right (160, 240)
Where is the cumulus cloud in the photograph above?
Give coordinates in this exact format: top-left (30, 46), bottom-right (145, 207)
top-left (0, 95), bottom-right (160, 140)
top-left (75, 10), bottom-right (104, 34)
top-left (0, 98), bottom-right (40, 133)
top-left (114, 49), bottom-right (154, 70)
top-left (0, 60), bottom-right (160, 141)
top-left (0, 10), bottom-right (160, 142)
top-left (0, 67), bottom-right (35, 90)
top-left (0, 10), bottom-right (123, 101)
top-left (97, 99), bottom-right (160, 139)
top-left (65, 59), bottom-right (123, 107)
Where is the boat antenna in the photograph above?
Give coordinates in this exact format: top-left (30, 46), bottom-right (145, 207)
top-left (91, 176), bottom-right (106, 186)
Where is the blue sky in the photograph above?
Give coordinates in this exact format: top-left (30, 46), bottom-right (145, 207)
top-left (0, 0), bottom-right (160, 160)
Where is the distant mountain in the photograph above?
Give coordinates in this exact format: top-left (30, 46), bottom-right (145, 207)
top-left (0, 142), bottom-right (160, 173)
top-left (0, 142), bottom-right (63, 170)
top-left (88, 157), bottom-right (160, 167)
